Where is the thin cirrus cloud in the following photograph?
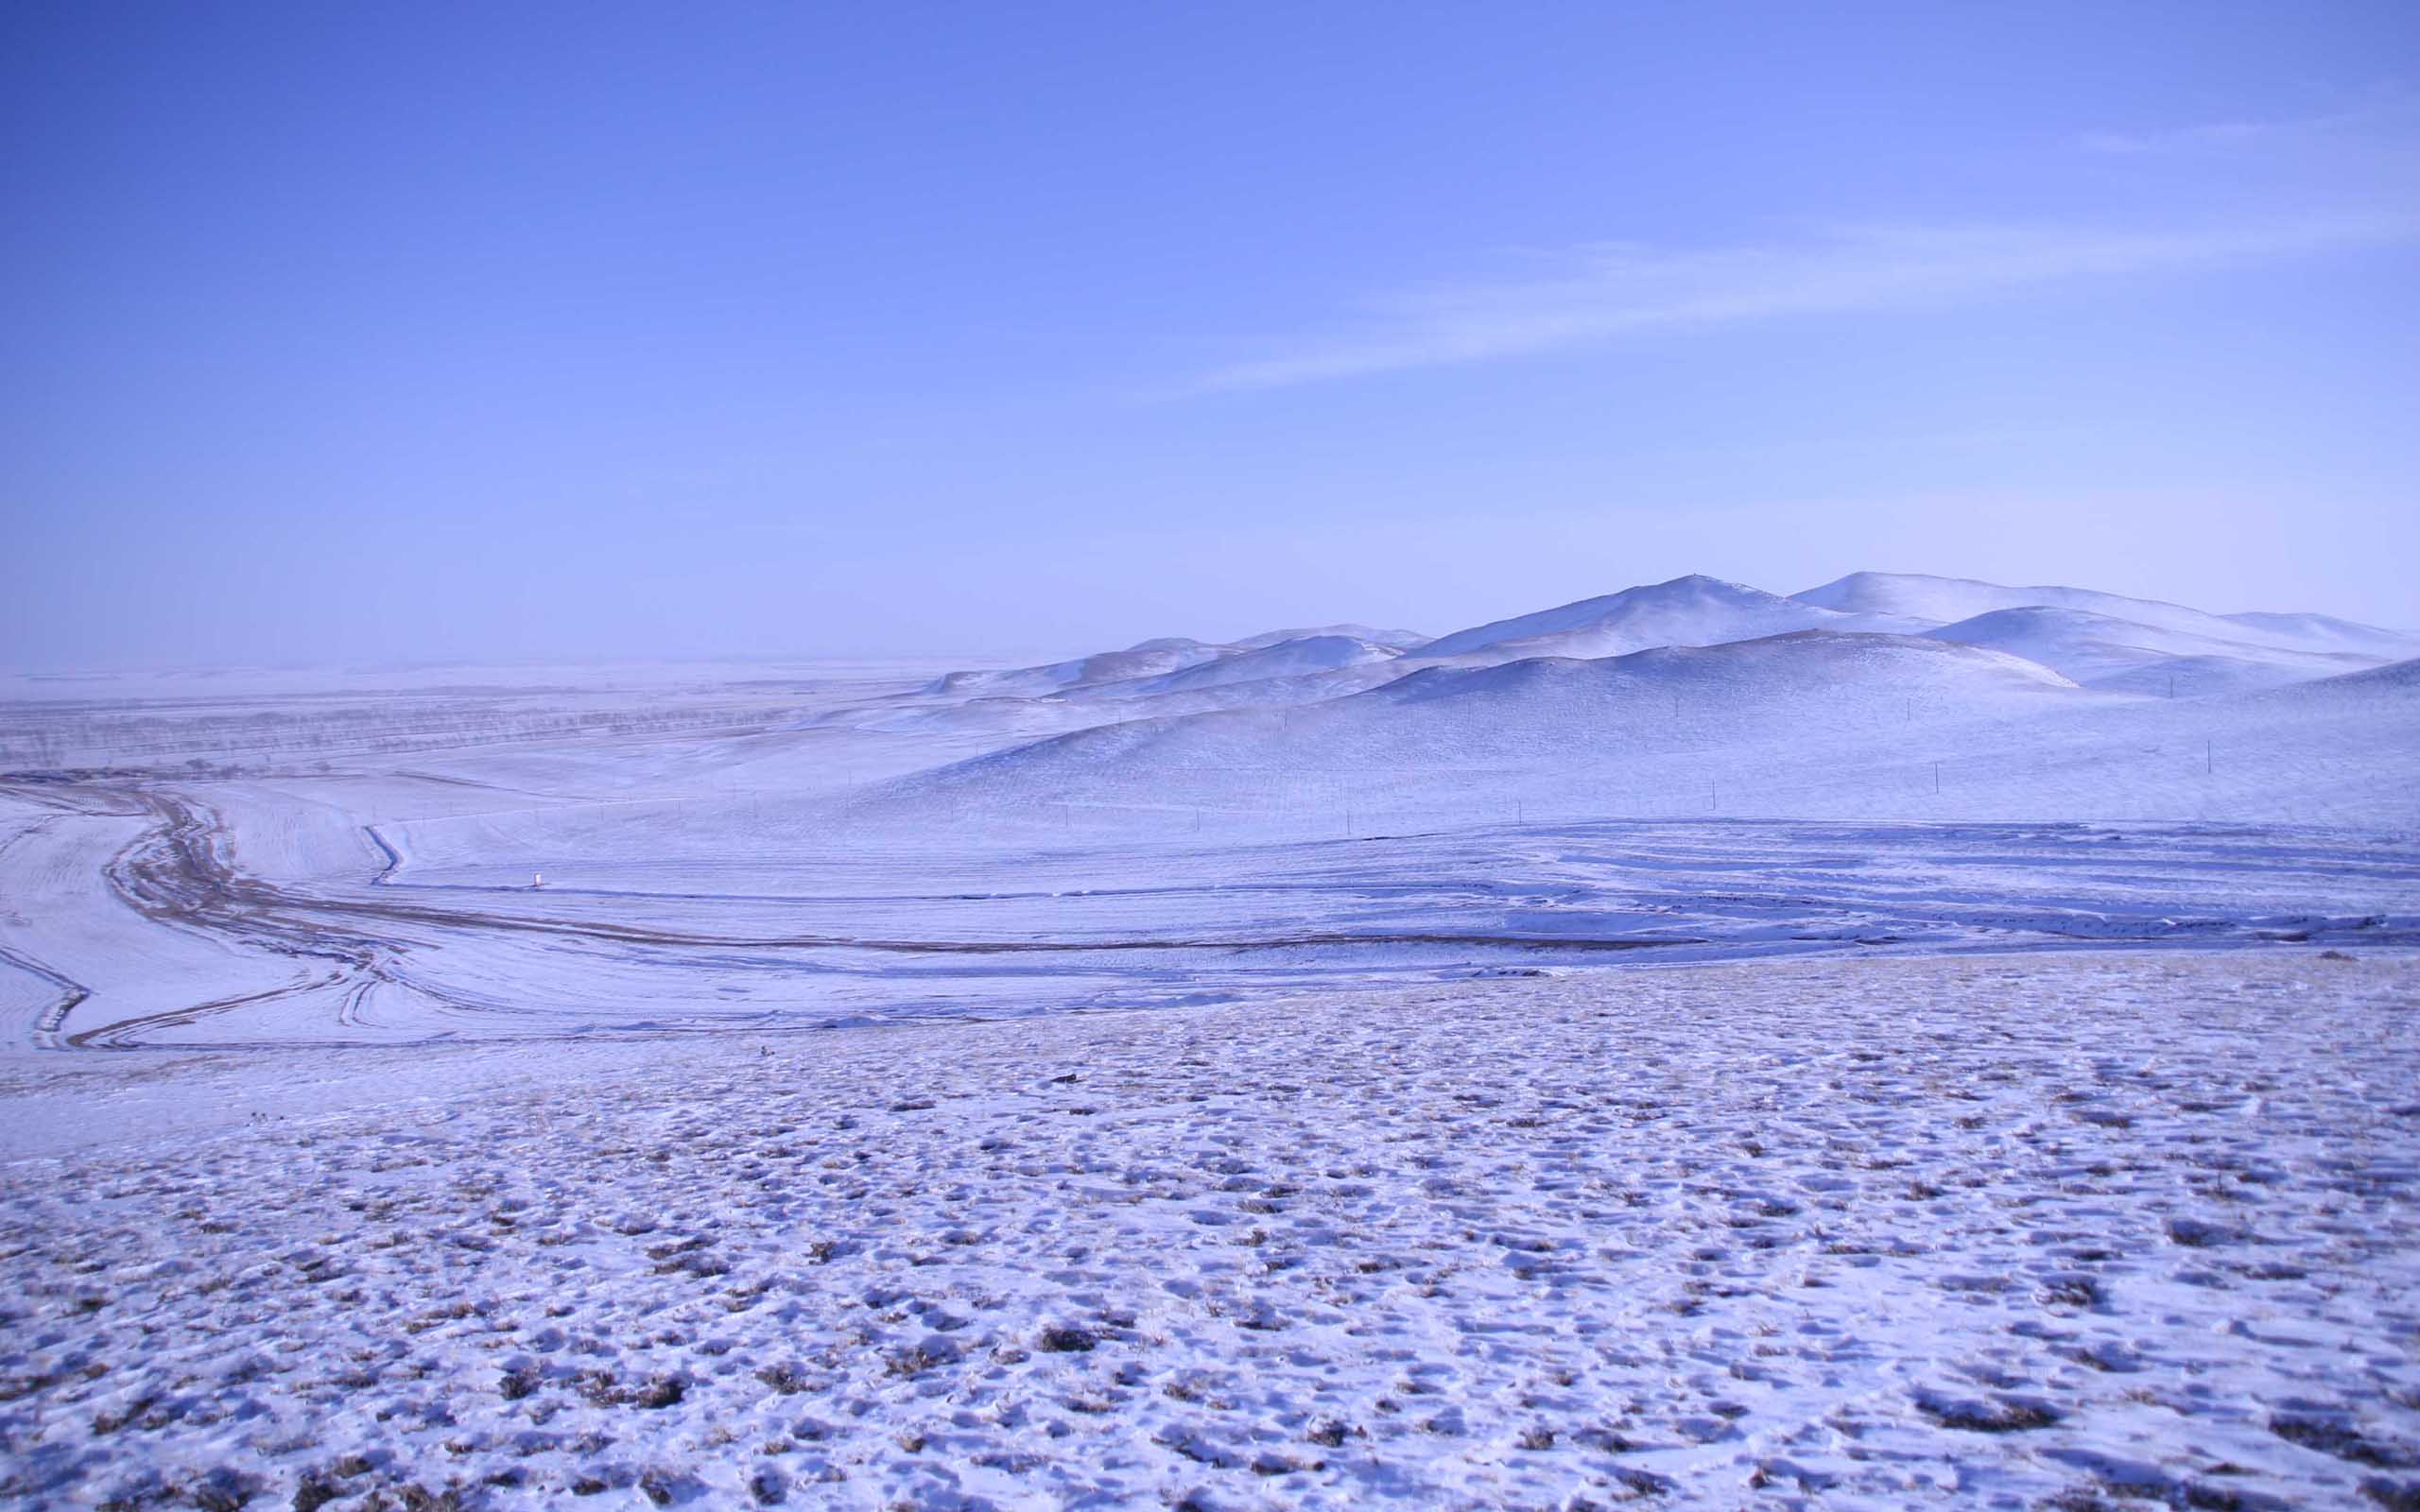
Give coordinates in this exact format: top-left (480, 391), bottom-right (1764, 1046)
top-left (2081, 116), bottom-right (2352, 155)
top-left (2079, 93), bottom-right (2416, 155)
top-left (1195, 212), bottom-right (2420, 393)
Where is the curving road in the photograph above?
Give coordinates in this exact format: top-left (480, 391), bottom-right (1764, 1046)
top-left (5, 777), bottom-right (2415, 1051)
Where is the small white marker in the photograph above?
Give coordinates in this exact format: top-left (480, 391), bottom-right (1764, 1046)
top-left (533, 872), bottom-right (544, 889)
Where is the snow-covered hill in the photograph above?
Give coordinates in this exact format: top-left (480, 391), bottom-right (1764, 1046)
top-left (926, 638), bottom-right (1232, 697)
top-left (1419, 574), bottom-right (1920, 662)
top-left (2077, 652), bottom-right (2372, 699)
top-left (1798, 571), bottom-right (2418, 661)
top-left (878, 631), bottom-right (2418, 838)
top-left (1232, 622), bottom-right (1428, 651)
top-left (1081, 634), bottom-right (1405, 699)
top-left (908, 632), bottom-right (2083, 804)
top-left (2220, 610), bottom-right (2420, 659)
top-left (1919, 606), bottom-right (2376, 692)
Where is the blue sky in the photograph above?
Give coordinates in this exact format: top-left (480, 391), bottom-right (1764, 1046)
top-left (4, 2), bottom-right (2416, 667)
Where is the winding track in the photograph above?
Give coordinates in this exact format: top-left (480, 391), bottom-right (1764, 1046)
top-left (118, 789), bottom-right (1711, 954)
top-left (10, 776), bottom-right (2417, 1050)
top-left (15, 781), bottom-right (1708, 1050)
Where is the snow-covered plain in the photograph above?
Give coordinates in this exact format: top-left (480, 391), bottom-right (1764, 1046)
top-left (3, 571), bottom-right (2418, 1508)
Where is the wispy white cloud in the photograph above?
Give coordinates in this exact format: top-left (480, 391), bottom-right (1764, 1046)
top-left (2083, 112), bottom-right (2358, 156)
top-left (2078, 94), bottom-right (2414, 155)
top-left (1197, 213), bottom-right (2420, 393)
top-left (1196, 93), bottom-right (2420, 394)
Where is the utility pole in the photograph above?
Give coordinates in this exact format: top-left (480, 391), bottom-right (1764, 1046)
top-left (1933, 760), bottom-right (1941, 794)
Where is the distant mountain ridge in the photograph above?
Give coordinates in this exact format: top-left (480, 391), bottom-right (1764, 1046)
top-left (921, 569), bottom-right (2414, 714)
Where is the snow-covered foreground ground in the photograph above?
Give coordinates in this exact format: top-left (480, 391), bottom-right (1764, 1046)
top-left (3, 951), bottom-right (2415, 1510)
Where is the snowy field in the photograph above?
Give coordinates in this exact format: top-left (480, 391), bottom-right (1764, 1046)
top-left (4, 572), bottom-right (2420, 1507)
top-left (3, 954), bottom-right (2416, 1510)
